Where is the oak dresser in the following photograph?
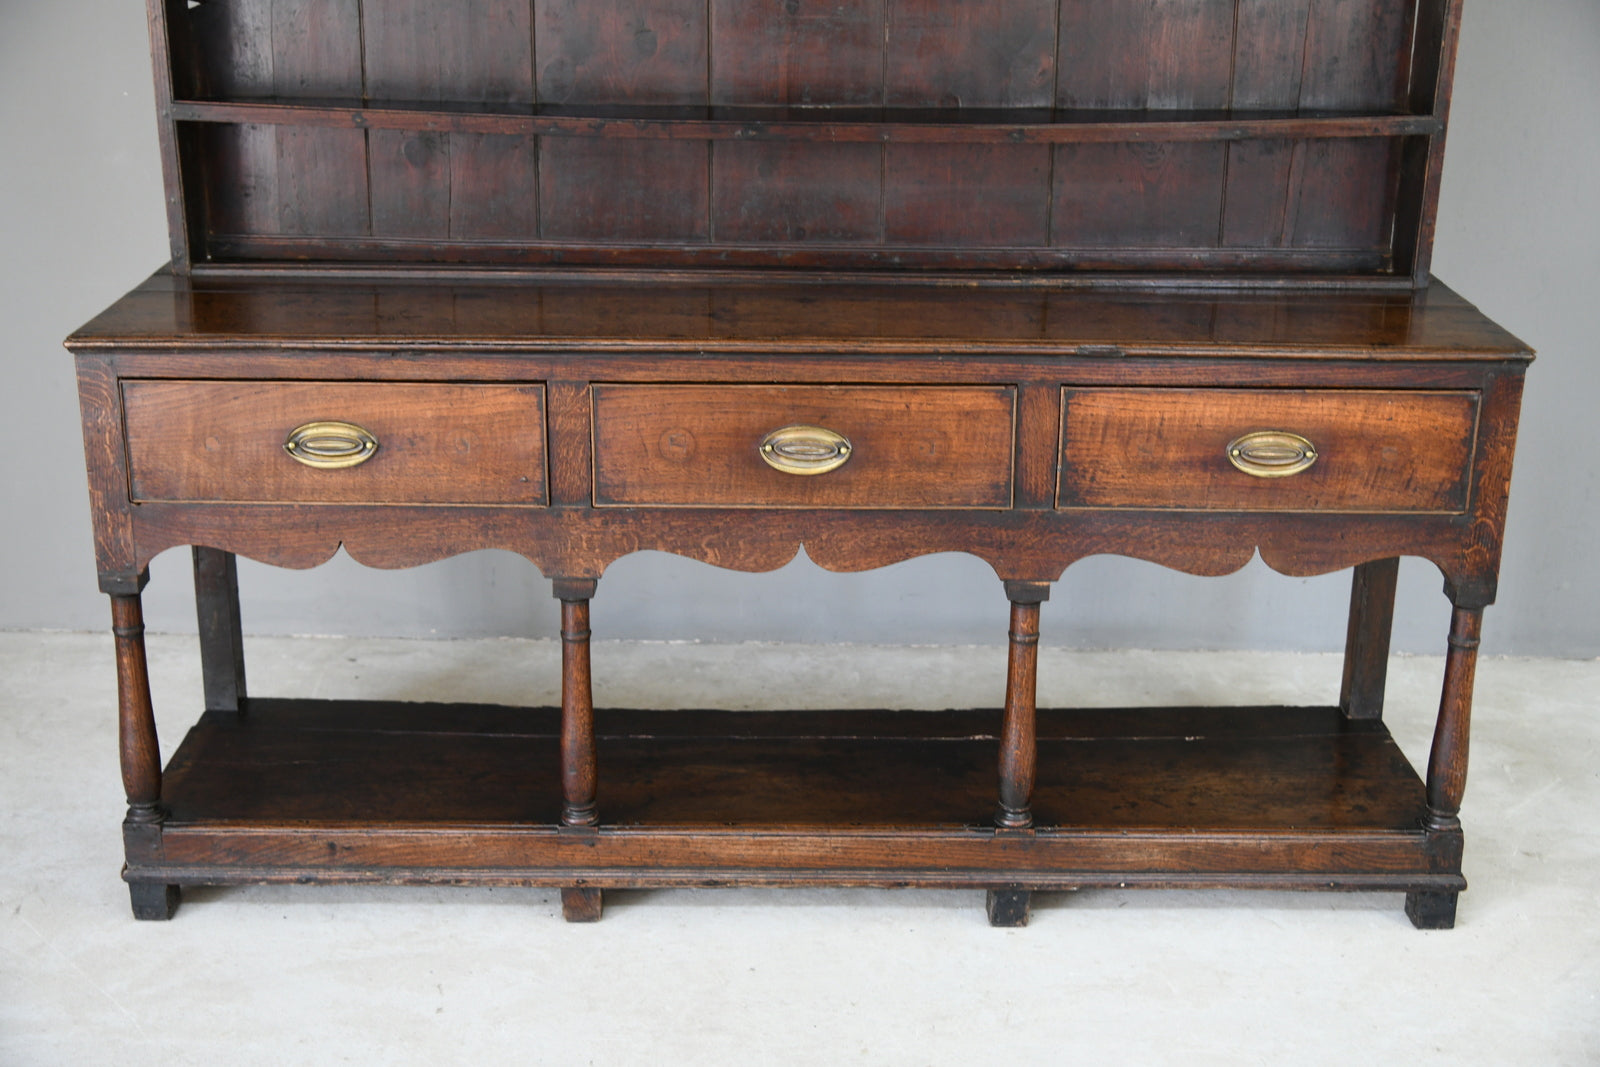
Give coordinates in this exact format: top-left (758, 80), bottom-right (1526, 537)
top-left (72, 0), bottom-right (1529, 927)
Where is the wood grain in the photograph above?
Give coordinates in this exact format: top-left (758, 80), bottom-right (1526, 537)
top-left (1058, 388), bottom-right (1479, 512)
top-left (123, 381), bottom-right (548, 505)
top-left (592, 384), bottom-right (1016, 508)
top-left (711, 0), bottom-right (885, 106)
top-left (886, 0), bottom-right (1057, 108)
top-left (154, 0), bottom-right (1460, 281)
top-left (536, 0), bottom-right (708, 106)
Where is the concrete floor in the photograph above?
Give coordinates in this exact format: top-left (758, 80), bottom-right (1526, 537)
top-left (1, 631), bottom-right (1596, 1065)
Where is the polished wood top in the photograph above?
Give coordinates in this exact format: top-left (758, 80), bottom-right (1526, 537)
top-left (69, 269), bottom-right (1530, 360)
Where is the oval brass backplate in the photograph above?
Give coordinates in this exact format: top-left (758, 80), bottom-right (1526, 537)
top-left (759, 424), bottom-right (853, 476)
top-left (1227, 430), bottom-right (1318, 479)
top-left (284, 421), bottom-right (379, 470)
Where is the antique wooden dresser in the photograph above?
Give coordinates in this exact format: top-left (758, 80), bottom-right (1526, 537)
top-left (72, 0), bottom-right (1529, 927)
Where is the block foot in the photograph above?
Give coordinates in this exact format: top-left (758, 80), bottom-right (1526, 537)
top-left (986, 888), bottom-right (1031, 927)
top-left (1405, 890), bottom-right (1458, 930)
top-left (561, 887), bottom-right (603, 923)
top-left (129, 882), bottom-right (180, 921)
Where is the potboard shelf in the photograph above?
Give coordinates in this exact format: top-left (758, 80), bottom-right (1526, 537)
top-left (138, 700), bottom-right (1459, 893)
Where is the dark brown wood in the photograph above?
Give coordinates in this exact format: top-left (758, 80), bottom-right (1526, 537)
top-left (536, 0), bottom-right (709, 107)
top-left (1341, 557), bottom-right (1400, 721)
top-left (75, 355), bottom-right (140, 591)
top-left (151, 0), bottom-right (1464, 281)
top-left (1405, 888), bottom-right (1458, 930)
top-left (559, 592), bottom-right (598, 828)
top-left (711, 141), bottom-right (881, 244)
top-left (75, 1), bottom-right (1525, 926)
top-left (153, 699), bottom-right (1426, 828)
top-left (170, 99), bottom-right (1444, 145)
top-left (1056, 0), bottom-right (1234, 110)
top-left (986, 888), bottom-right (1031, 928)
top-left (592, 384), bottom-right (1015, 509)
top-left (1051, 142), bottom-right (1228, 248)
top-left (111, 595), bottom-right (162, 822)
top-left (127, 700), bottom-right (1462, 899)
top-left (147, 0), bottom-right (191, 268)
top-left (884, 145), bottom-right (1051, 248)
top-left (69, 274), bottom-right (1531, 358)
top-left (886, 0), bottom-right (1057, 108)
top-left (1299, 0), bottom-right (1412, 110)
top-left (193, 547), bottom-right (247, 713)
top-left (128, 881), bottom-right (182, 922)
top-left (561, 887), bottom-right (604, 922)
top-left (122, 381), bottom-right (548, 506)
top-left (997, 588), bottom-right (1046, 829)
top-left (1395, 0), bottom-right (1465, 285)
top-left (1426, 606), bottom-right (1483, 832)
top-left (540, 138), bottom-right (709, 243)
top-left (1057, 389), bottom-right (1479, 513)
top-left (710, 0), bottom-right (885, 106)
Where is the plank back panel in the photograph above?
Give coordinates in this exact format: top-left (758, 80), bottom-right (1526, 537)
top-left (536, 0), bottom-right (708, 106)
top-left (157, 0), bottom-right (1443, 282)
top-left (710, 0), bottom-right (886, 106)
top-left (886, 0), bottom-right (1058, 108)
top-left (712, 143), bottom-right (882, 245)
top-left (541, 139), bottom-right (708, 242)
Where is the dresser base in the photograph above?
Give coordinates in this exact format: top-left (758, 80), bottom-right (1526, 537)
top-left (125, 700), bottom-right (1465, 927)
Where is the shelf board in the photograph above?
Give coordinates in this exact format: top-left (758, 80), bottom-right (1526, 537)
top-left (139, 700), bottom-right (1456, 892)
top-left (170, 99), bottom-right (1443, 145)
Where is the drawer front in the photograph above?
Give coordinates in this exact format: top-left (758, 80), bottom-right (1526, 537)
top-left (1058, 389), bottom-right (1478, 513)
top-left (593, 385), bottom-right (1015, 508)
top-left (124, 381), bottom-right (547, 505)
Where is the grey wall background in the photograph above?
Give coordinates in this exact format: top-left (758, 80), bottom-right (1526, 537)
top-left (2, 0), bottom-right (1596, 654)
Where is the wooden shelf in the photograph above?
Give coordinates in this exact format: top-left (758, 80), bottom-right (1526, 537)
top-left (170, 98), bottom-right (1442, 145)
top-left (139, 699), bottom-right (1460, 893)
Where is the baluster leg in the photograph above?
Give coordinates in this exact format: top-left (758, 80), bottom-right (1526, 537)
top-left (112, 592), bottom-right (179, 919)
top-left (1340, 558), bottom-right (1399, 721)
top-left (989, 581), bottom-right (1048, 927)
top-left (1406, 604), bottom-right (1484, 930)
top-left (193, 547), bottom-right (247, 713)
top-left (554, 579), bottom-right (602, 922)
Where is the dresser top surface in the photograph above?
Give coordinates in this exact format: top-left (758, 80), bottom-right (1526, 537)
top-left (67, 270), bottom-right (1530, 361)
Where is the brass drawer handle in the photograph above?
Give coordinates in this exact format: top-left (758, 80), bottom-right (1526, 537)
top-left (1227, 431), bottom-right (1318, 478)
top-left (759, 424), bottom-right (853, 476)
top-left (284, 421), bottom-right (379, 469)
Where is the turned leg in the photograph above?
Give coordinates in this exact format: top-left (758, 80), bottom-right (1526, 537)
top-left (991, 581), bottom-right (1048, 927)
top-left (1405, 604), bottom-right (1484, 930)
top-left (1425, 606), bottom-right (1483, 832)
top-left (554, 579), bottom-right (602, 922)
top-left (996, 587), bottom-right (1044, 830)
top-left (193, 547), bottom-right (247, 713)
top-left (1340, 557), bottom-right (1399, 721)
top-left (111, 593), bottom-right (179, 920)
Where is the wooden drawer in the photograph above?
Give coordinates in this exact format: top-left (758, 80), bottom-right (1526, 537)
top-left (1057, 389), bottom-right (1479, 513)
top-left (593, 385), bottom-right (1015, 508)
top-left (123, 381), bottom-right (547, 505)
